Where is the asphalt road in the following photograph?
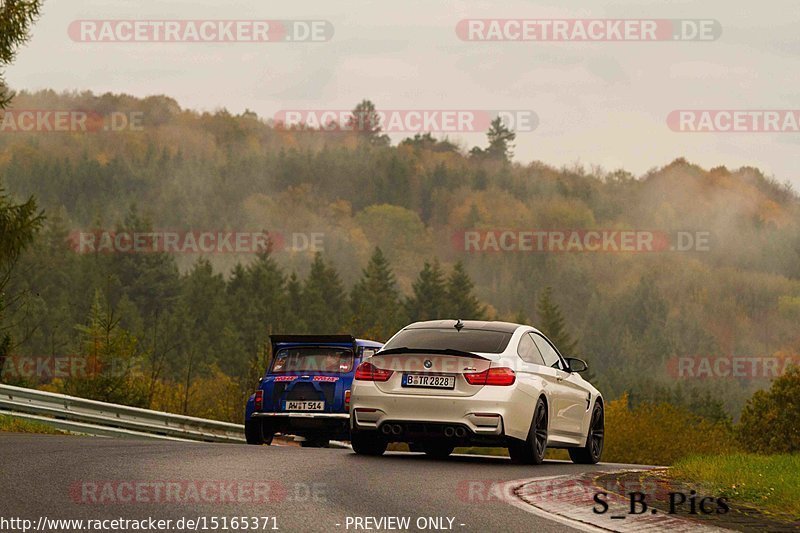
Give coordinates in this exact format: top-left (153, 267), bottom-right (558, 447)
top-left (0, 434), bottom-right (639, 533)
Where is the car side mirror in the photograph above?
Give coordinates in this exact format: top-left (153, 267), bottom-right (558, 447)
top-left (566, 357), bottom-right (588, 373)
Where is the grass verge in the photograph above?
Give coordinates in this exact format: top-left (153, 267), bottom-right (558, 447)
top-left (670, 453), bottom-right (800, 519)
top-left (0, 414), bottom-right (66, 435)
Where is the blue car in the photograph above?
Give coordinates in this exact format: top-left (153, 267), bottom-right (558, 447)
top-left (245, 334), bottom-right (383, 447)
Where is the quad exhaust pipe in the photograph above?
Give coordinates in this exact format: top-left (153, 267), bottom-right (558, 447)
top-left (444, 426), bottom-right (467, 438)
top-left (381, 424), bottom-right (403, 435)
top-left (381, 424), bottom-right (467, 437)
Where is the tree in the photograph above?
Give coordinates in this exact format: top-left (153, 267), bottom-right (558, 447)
top-left (405, 259), bottom-right (448, 322)
top-left (286, 272), bottom-right (306, 333)
top-left (472, 168), bottom-right (488, 189)
top-left (621, 274), bottom-right (671, 363)
top-left (227, 247), bottom-right (287, 381)
top-left (465, 203), bottom-right (481, 227)
top-left (301, 253), bottom-right (346, 333)
top-left (536, 286), bottom-right (598, 386)
top-left (62, 290), bottom-right (148, 406)
top-left (469, 117), bottom-right (515, 161)
top-left (420, 163), bottom-right (453, 224)
top-left (512, 310), bottom-right (528, 325)
top-left (349, 247), bottom-right (405, 340)
top-left (172, 258), bottom-right (228, 375)
top-left (446, 261), bottom-right (485, 319)
top-left (0, 185), bottom-right (43, 380)
top-left (738, 365), bottom-right (800, 453)
top-left (346, 99), bottom-right (389, 146)
top-left (380, 155), bottom-right (412, 207)
top-left (536, 287), bottom-right (578, 355)
top-left (107, 206), bottom-right (181, 323)
top-left (400, 133), bottom-right (458, 153)
top-left (486, 117), bottom-right (516, 161)
top-left (0, 0), bottom-right (42, 108)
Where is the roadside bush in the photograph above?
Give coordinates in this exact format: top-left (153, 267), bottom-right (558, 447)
top-left (51, 293), bottom-right (149, 407)
top-left (737, 365), bottom-right (800, 453)
top-left (149, 365), bottom-right (245, 423)
top-left (603, 393), bottom-right (737, 465)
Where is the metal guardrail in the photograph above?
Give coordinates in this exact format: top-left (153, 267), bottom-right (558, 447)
top-left (0, 384), bottom-right (245, 443)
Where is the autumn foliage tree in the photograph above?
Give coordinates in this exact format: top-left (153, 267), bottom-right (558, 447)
top-left (738, 365), bottom-right (800, 453)
top-left (3, 89), bottom-right (800, 431)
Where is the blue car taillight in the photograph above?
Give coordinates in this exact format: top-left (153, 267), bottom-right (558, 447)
top-left (254, 390), bottom-right (264, 411)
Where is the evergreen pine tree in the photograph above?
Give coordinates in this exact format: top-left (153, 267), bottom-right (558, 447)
top-left (0, 182), bottom-right (43, 381)
top-left (174, 258), bottom-right (229, 376)
top-left (486, 117), bottom-right (516, 161)
top-left (405, 259), bottom-right (448, 322)
top-left (286, 272), bottom-right (306, 333)
top-left (302, 253), bottom-right (346, 333)
top-left (349, 247), bottom-right (405, 340)
top-left (536, 287), bottom-right (578, 355)
top-left (347, 99), bottom-right (390, 146)
top-left (537, 287), bottom-right (596, 379)
top-left (446, 261), bottom-right (486, 319)
top-left (227, 249), bottom-right (286, 380)
top-left (0, 0), bottom-right (42, 108)
top-left (65, 290), bottom-right (148, 406)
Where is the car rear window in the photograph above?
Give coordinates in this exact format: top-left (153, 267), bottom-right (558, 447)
top-left (270, 347), bottom-right (354, 373)
top-left (382, 328), bottom-right (513, 354)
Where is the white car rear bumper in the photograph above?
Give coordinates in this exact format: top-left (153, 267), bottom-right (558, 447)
top-left (350, 381), bottom-right (534, 440)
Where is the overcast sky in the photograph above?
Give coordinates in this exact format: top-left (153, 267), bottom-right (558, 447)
top-left (7, 0), bottom-right (800, 184)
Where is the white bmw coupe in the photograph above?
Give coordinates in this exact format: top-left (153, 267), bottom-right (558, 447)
top-left (349, 320), bottom-right (604, 464)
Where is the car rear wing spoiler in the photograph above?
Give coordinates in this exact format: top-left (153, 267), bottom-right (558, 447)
top-left (373, 347), bottom-right (490, 360)
top-left (269, 335), bottom-right (358, 356)
top-left (270, 334), bottom-right (356, 345)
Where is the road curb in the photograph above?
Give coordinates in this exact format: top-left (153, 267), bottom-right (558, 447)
top-left (502, 471), bottom-right (732, 532)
